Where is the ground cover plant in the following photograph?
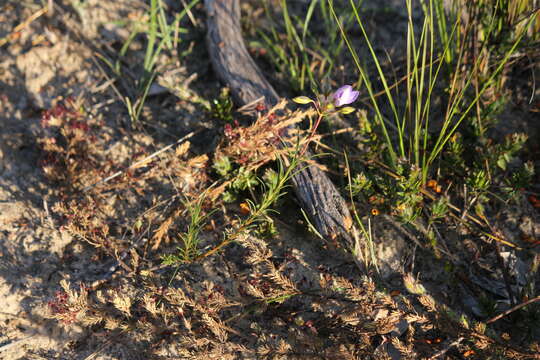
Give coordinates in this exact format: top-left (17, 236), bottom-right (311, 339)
top-left (0, 0), bottom-right (539, 359)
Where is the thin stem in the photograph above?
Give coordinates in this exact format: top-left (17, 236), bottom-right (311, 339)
top-left (300, 111), bottom-right (324, 156)
top-left (486, 295), bottom-right (540, 324)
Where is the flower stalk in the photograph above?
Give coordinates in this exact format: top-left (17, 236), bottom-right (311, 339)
top-left (294, 85), bottom-right (359, 155)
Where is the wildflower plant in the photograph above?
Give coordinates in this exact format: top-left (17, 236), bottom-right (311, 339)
top-left (293, 84), bottom-right (358, 153)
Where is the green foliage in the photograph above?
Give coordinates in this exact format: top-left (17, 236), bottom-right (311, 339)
top-left (430, 197), bottom-right (449, 223)
top-left (233, 167), bottom-right (259, 191)
top-left (256, 0), bottom-right (354, 93)
top-left (326, 0), bottom-right (537, 247)
top-left (468, 169), bottom-right (490, 194)
top-left (495, 133), bottom-right (528, 171)
top-left (393, 163), bottom-right (423, 222)
top-left (213, 156), bottom-right (232, 177)
top-left (262, 168), bottom-right (280, 191)
top-left (502, 161), bottom-right (534, 200)
top-left (162, 194), bottom-right (216, 265)
top-left (200, 158), bottom-right (298, 260)
top-left (110, 0), bottom-right (199, 125)
top-left (211, 88), bottom-right (234, 123)
top-left (470, 95), bottom-right (507, 138)
top-left (349, 172), bottom-right (373, 196)
top-left (254, 217), bottom-right (279, 239)
top-left (213, 156), bottom-right (260, 203)
top-left (330, 0), bottom-right (536, 185)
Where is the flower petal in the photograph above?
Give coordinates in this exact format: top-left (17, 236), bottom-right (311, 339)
top-left (333, 85), bottom-right (350, 102)
top-left (348, 90), bottom-right (359, 104)
top-left (333, 85), bottom-right (359, 106)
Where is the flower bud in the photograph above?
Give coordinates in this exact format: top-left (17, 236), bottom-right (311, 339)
top-left (339, 106), bottom-right (355, 115)
top-left (292, 96), bottom-right (313, 105)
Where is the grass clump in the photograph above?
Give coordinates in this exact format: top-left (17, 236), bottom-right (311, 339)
top-left (102, 0), bottom-right (199, 126)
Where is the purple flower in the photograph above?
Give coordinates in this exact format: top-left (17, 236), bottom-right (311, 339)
top-left (333, 85), bottom-right (359, 107)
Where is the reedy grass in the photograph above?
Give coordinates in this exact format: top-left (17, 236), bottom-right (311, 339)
top-left (329, 0), bottom-right (537, 184)
top-left (108, 0), bottom-right (199, 125)
top-left (257, 0), bottom-right (354, 93)
top-left (345, 153), bottom-right (378, 273)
